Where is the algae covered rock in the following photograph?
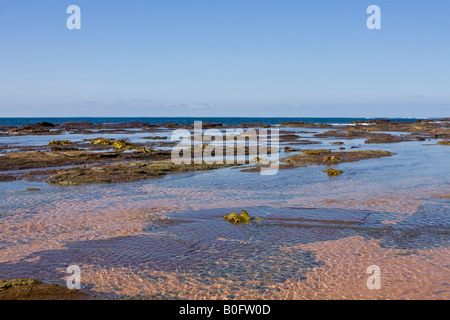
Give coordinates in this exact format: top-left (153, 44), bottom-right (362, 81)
top-left (224, 210), bottom-right (252, 224)
top-left (0, 278), bottom-right (42, 290)
top-left (437, 140), bottom-right (450, 145)
top-left (0, 278), bottom-right (89, 300)
top-left (91, 138), bottom-right (153, 153)
top-left (91, 138), bottom-right (114, 145)
top-left (303, 149), bottom-right (327, 156)
top-left (135, 146), bottom-right (153, 153)
top-left (48, 140), bottom-right (72, 146)
top-left (323, 168), bottom-right (343, 176)
top-left (323, 155), bottom-right (340, 162)
top-left (112, 139), bottom-right (135, 150)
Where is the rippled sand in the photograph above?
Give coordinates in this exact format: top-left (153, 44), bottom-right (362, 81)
top-left (71, 236), bottom-right (449, 300)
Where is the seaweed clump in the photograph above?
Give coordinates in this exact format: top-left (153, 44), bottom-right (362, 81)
top-left (48, 140), bottom-right (72, 146)
top-left (323, 168), bottom-right (343, 176)
top-left (91, 138), bottom-right (153, 153)
top-left (303, 150), bottom-right (325, 156)
top-left (224, 210), bottom-right (252, 224)
top-left (437, 140), bottom-right (450, 145)
top-left (91, 138), bottom-right (113, 146)
top-left (323, 155), bottom-right (340, 162)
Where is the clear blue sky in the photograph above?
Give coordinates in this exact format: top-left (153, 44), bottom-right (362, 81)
top-left (0, 0), bottom-right (449, 117)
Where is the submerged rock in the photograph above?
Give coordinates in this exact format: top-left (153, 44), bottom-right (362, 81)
top-left (437, 140), bottom-right (450, 145)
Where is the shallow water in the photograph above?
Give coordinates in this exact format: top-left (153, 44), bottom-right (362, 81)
top-left (0, 128), bottom-right (449, 299)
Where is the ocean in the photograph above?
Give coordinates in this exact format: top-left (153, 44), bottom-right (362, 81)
top-left (0, 117), bottom-right (429, 127)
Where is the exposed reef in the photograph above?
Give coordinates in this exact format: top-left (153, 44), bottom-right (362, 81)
top-left (47, 160), bottom-right (239, 186)
top-left (0, 119), bottom-right (448, 185)
top-left (282, 149), bottom-right (394, 167)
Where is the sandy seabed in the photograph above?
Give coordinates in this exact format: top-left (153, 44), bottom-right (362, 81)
top-left (1, 183), bottom-right (448, 300)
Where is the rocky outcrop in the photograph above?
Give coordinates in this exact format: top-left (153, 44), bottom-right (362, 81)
top-left (47, 160), bottom-right (239, 186)
top-left (282, 149), bottom-right (394, 167)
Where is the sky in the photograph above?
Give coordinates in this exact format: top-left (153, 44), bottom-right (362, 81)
top-left (0, 0), bottom-right (449, 118)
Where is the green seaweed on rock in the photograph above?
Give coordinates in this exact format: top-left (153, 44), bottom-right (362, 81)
top-left (48, 140), bottom-right (72, 146)
top-left (323, 168), bottom-right (343, 176)
top-left (224, 210), bottom-right (252, 224)
top-left (91, 138), bottom-right (114, 145)
top-left (91, 138), bottom-right (153, 153)
top-left (323, 155), bottom-right (340, 162)
top-left (303, 150), bottom-right (326, 156)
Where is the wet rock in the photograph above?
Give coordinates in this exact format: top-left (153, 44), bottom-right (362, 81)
top-left (323, 155), bottom-right (340, 162)
top-left (8, 124), bottom-right (55, 136)
top-left (303, 149), bottom-right (330, 156)
top-left (364, 134), bottom-right (404, 144)
top-left (26, 187), bottom-right (40, 191)
top-left (282, 150), bottom-right (394, 167)
top-left (0, 278), bottom-right (89, 300)
top-left (47, 160), bottom-right (239, 186)
top-left (280, 122), bottom-right (333, 129)
top-left (142, 136), bottom-right (168, 140)
top-left (0, 150), bottom-right (120, 171)
top-left (62, 121), bottom-right (93, 126)
top-left (37, 122), bottom-right (56, 127)
top-left (315, 130), bottom-right (407, 144)
top-left (0, 175), bottom-right (16, 182)
top-left (50, 147), bottom-right (80, 152)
